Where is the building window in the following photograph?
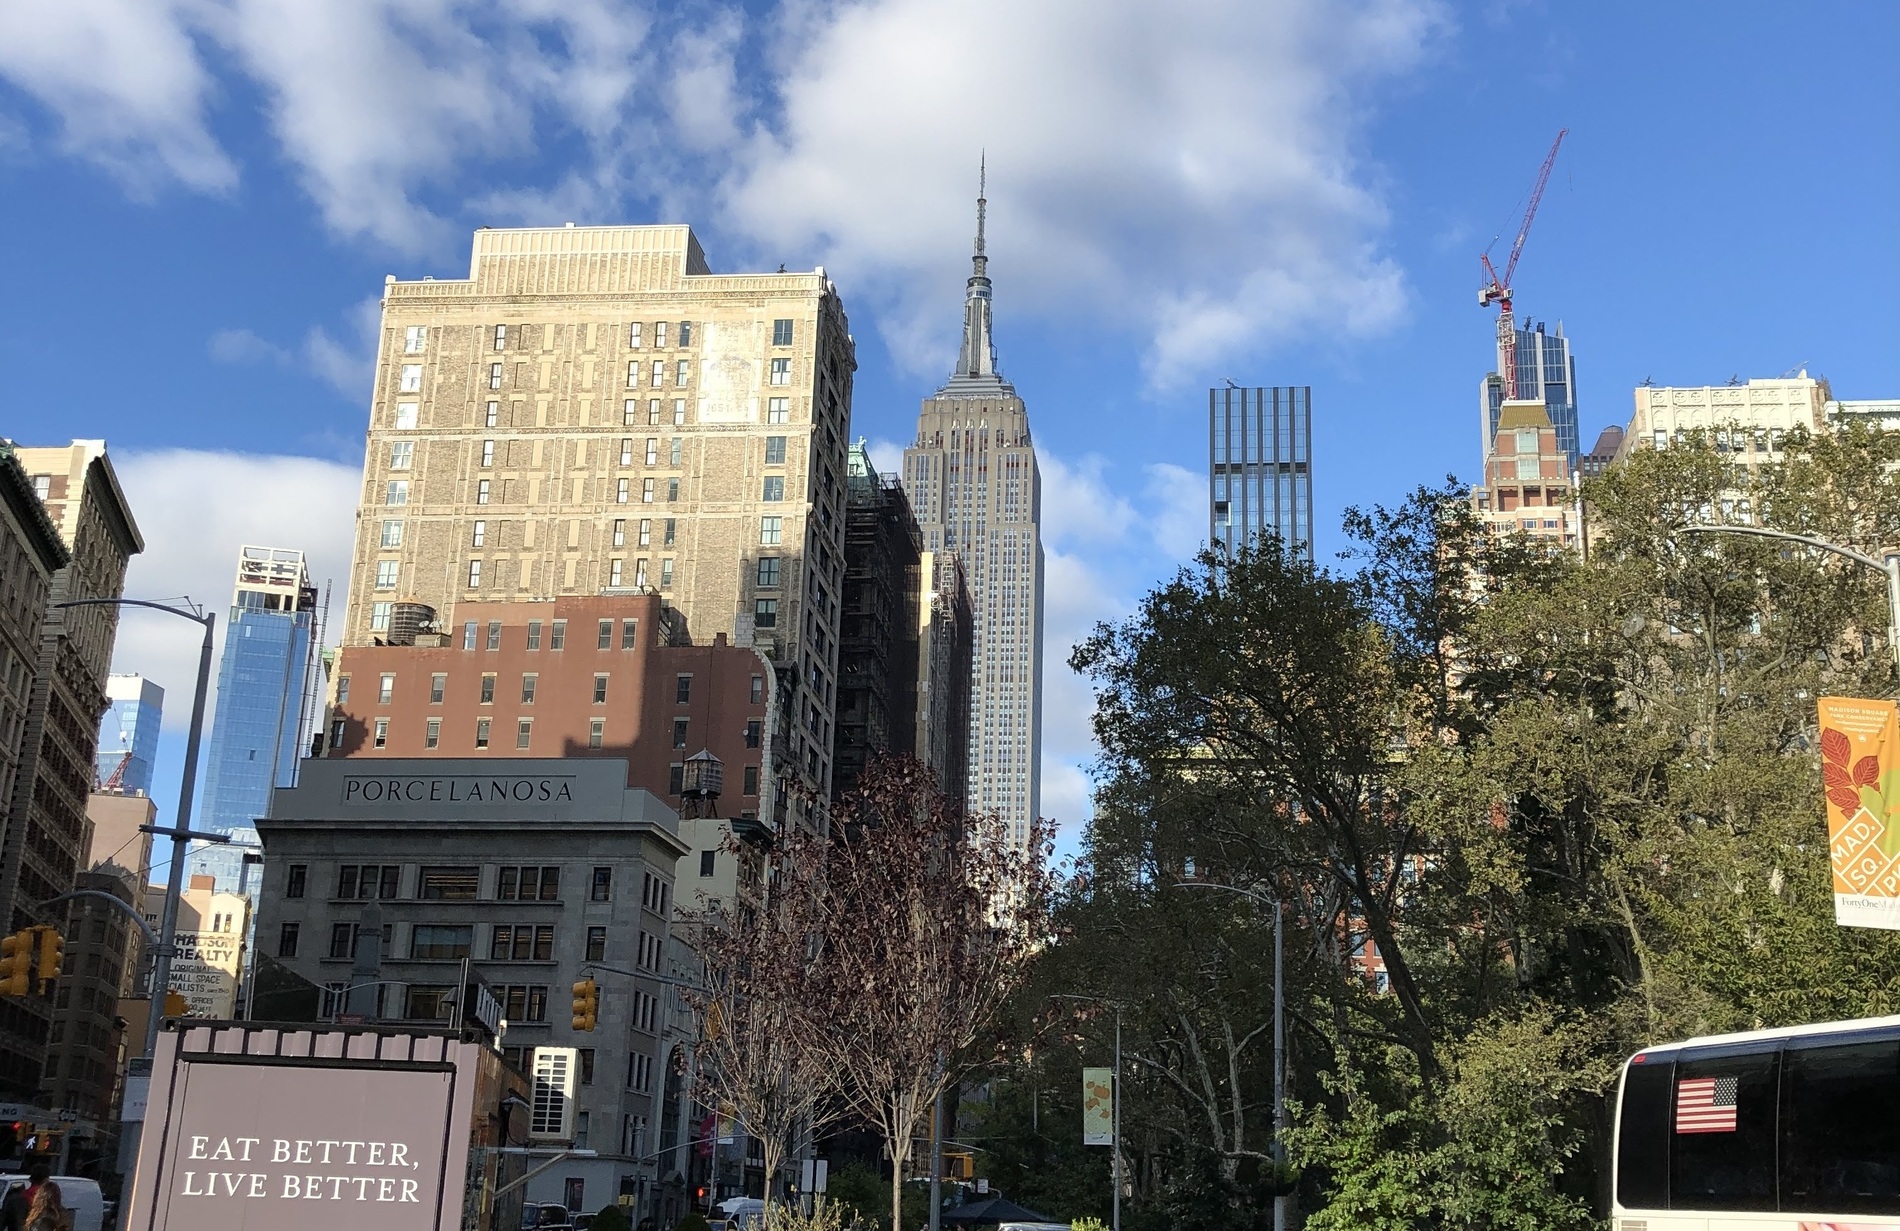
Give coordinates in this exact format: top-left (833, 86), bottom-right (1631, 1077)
top-left (669, 437), bottom-right (683, 466)
top-left (375, 561), bottom-right (399, 590)
top-left (430, 673), bottom-right (446, 703)
top-left (679, 321), bottom-right (693, 346)
top-left (378, 673), bottom-right (396, 704)
top-left (648, 399), bottom-right (662, 425)
top-left (404, 325), bottom-right (426, 354)
top-left (762, 476), bottom-right (785, 502)
top-left (675, 360), bottom-right (689, 386)
top-left (769, 357), bottom-right (791, 386)
top-left (380, 519), bottom-right (404, 548)
top-left (373, 718), bottom-right (389, 748)
top-left (615, 477), bottom-right (631, 504)
top-left (490, 925), bottom-right (554, 962)
top-left (480, 674), bottom-right (496, 704)
top-left (699, 850), bottom-right (716, 878)
top-left (425, 717), bottom-right (440, 749)
top-left (393, 402), bottom-right (419, 431)
top-left (650, 360), bottom-right (665, 387)
top-left (476, 479), bottom-right (490, 504)
top-left (286, 865), bottom-right (307, 899)
top-left (654, 322), bottom-right (668, 348)
top-left (329, 716), bottom-right (346, 747)
top-left (337, 865), bottom-right (401, 900)
top-left (667, 478), bottom-right (679, 501)
top-left (669, 764), bottom-right (684, 795)
top-left (743, 765), bottom-right (759, 796)
top-left (760, 517), bottom-right (782, 545)
top-left (626, 361), bottom-right (640, 389)
top-left (754, 599), bottom-right (778, 628)
top-left (551, 620), bottom-right (567, 650)
top-left (756, 557), bottom-right (780, 587)
top-left (278, 923), bottom-right (300, 957)
top-left (772, 319), bottom-right (793, 346)
top-left (400, 364), bottom-right (423, 392)
top-left (585, 927), bottom-right (607, 962)
top-left (463, 621), bottom-right (478, 650)
top-left (641, 479), bottom-right (654, 503)
top-left (524, 621), bottom-right (543, 653)
top-left (621, 619), bottom-right (638, 649)
top-left (672, 398), bottom-right (687, 426)
top-left (628, 322), bottom-right (642, 348)
top-left (389, 441), bottom-right (414, 470)
top-left (520, 673), bottom-right (538, 704)
top-left (676, 674), bottom-right (692, 704)
top-left (412, 925), bottom-right (473, 960)
top-left (750, 675), bottom-right (764, 704)
top-left (660, 558), bottom-right (674, 587)
top-left (467, 559), bottom-right (482, 587)
top-left (471, 520), bottom-right (486, 547)
top-left (645, 437), bottom-right (658, 465)
top-left (488, 363), bottom-right (503, 389)
top-left (597, 619), bottom-right (614, 650)
top-left (475, 718), bottom-right (490, 749)
top-left (588, 719), bottom-right (604, 748)
top-left (764, 436), bottom-right (787, 465)
top-left (328, 923), bottom-right (354, 960)
top-left (385, 480), bottom-right (409, 505)
top-left (500, 985), bottom-right (548, 1023)
top-left (637, 519), bottom-right (651, 547)
top-left (487, 620), bottom-right (502, 650)
top-left (745, 719), bottom-right (762, 749)
top-left (591, 867), bottom-right (612, 901)
top-left (419, 866), bottom-right (480, 900)
top-left (497, 866), bottom-right (560, 901)
top-left (663, 518), bottom-right (676, 546)
top-left (622, 399), bottom-right (638, 425)
top-left (672, 718), bottom-right (688, 748)
top-left (593, 674), bottom-right (609, 704)
top-left (493, 324), bottom-right (508, 351)
top-left (578, 1049), bottom-right (595, 1086)
top-left (767, 397), bottom-right (789, 424)
top-left (480, 440), bottom-right (494, 467)
top-left (486, 400), bottom-right (499, 428)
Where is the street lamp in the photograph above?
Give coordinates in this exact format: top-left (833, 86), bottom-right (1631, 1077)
top-left (1050, 993), bottom-right (1122, 1231)
top-left (1176, 879), bottom-right (1286, 1231)
top-left (1678, 523), bottom-right (1900, 675)
top-left (52, 597), bottom-right (223, 1058)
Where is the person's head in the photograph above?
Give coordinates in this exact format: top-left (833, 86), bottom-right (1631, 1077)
top-left (25, 1165), bottom-right (47, 1186)
top-left (26, 1183), bottom-right (60, 1216)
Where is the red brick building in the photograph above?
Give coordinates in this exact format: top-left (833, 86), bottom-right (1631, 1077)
top-left (323, 594), bottom-right (776, 821)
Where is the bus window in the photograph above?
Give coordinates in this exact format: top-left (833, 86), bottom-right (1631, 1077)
top-left (1669, 1049), bottom-right (1778, 1210)
top-left (1616, 1056), bottom-right (1672, 1210)
top-left (1783, 1038), bottom-right (1900, 1214)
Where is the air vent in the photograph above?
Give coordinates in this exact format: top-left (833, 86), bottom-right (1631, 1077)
top-left (1620, 1221), bottom-right (1648, 1231)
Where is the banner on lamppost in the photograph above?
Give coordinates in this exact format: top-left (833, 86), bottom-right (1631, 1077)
top-left (1819, 696), bottom-right (1900, 929)
top-left (1082, 1068), bottom-right (1114, 1146)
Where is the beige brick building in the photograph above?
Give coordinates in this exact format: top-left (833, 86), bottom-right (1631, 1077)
top-left (346, 225), bottom-right (856, 822)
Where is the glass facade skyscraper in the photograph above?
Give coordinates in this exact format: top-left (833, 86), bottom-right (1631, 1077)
top-left (1209, 385), bottom-right (1313, 558)
top-left (1481, 320), bottom-right (1579, 470)
top-left (95, 674), bottom-right (163, 795)
top-left (190, 546), bottom-right (317, 893)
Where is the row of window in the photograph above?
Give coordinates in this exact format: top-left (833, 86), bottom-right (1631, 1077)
top-left (284, 862), bottom-right (619, 903)
top-left (277, 921), bottom-right (634, 965)
top-left (401, 319), bottom-right (797, 358)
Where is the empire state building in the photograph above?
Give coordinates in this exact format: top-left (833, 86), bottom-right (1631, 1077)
top-left (901, 175), bottom-right (1044, 847)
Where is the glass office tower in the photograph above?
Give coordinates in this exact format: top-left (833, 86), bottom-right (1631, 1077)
top-left (1209, 385), bottom-right (1313, 558)
top-left (95, 674), bottom-right (164, 795)
top-left (1481, 320), bottom-right (1580, 470)
top-left (190, 547), bottom-right (317, 892)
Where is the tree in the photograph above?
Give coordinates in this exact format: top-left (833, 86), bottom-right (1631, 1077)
top-left (684, 827), bottom-right (838, 1204)
top-left (817, 758), bottom-right (1055, 1231)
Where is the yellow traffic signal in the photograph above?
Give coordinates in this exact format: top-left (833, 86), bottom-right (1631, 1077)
top-left (0, 931), bottom-right (33, 997)
top-left (570, 978), bottom-right (598, 1032)
top-left (163, 990), bottom-right (189, 1018)
top-left (706, 1001), bottom-right (723, 1042)
top-left (34, 928), bottom-right (62, 992)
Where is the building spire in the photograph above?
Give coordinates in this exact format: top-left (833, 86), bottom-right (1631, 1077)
top-left (952, 158), bottom-right (999, 387)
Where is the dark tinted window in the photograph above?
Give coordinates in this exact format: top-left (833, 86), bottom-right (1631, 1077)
top-left (1783, 1037), bottom-right (1900, 1214)
top-left (1617, 1057), bottom-right (1672, 1210)
top-left (1670, 1049), bottom-right (1778, 1210)
top-left (419, 866), bottom-right (479, 900)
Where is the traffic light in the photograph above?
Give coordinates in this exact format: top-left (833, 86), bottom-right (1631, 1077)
top-left (570, 978), bottom-right (598, 1032)
top-left (706, 1001), bottom-right (723, 1042)
top-left (0, 931), bottom-right (33, 997)
top-left (33, 928), bottom-right (62, 993)
top-left (164, 990), bottom-right (189, 1018)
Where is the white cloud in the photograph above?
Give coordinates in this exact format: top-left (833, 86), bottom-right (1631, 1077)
top-left (110, 450), bottom-right (362, 733)
top-left (0, 0), bottom-right (235, 193)
top-left (205, 296), bottom-right (382, 400)
top-left (208, 328), bottom-right (290, 366)
top-left (724, 0), bottom-right (1443, 384)
top-left (1143, 462), bottom-right (1207, 562)
top-left (1038, 453), bottom-right (1135, 551)
top-left (863, 437), bottom-right (905, 477)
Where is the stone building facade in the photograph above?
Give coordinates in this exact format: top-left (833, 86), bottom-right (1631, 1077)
top-left (1616, 373), bottom-right (1830, 465)
top-left (0, 447), bottom-right (68, 868)
top-left (0, 441), bottom-right (140, 1102)
top-left (346, 225), bottom-right (855, 830)
top-left (1471, 400), bottom-right (1580, 551)
top-left (255, 756), bottom-right (686, 1218)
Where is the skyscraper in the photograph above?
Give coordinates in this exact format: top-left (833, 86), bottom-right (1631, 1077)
top-left (96, 673), bottom-right (164, 794)
top-left (1209, 386), bottom-right (1314, 558)
top-left (1480, 320), bottom-right (1579, 470)
top-left (901, 177), bottom-right (1044, 845)
top-left (191, 546), bottom-right (316, 892)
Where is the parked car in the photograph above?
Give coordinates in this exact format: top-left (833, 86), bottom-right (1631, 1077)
top-left (521, 1201), bottom-right (575, 1229)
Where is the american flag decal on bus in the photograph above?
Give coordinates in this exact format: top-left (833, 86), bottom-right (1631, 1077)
top-left (1675, 1075), bottom-right (1739, 1133)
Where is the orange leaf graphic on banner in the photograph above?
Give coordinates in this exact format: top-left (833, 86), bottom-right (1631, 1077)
top-left (1855, 755), bottom-right (1881, 786)
top-left (1824, 727), bottom-right (1853, 766)
top-left (1830, 786), bottom-right (1865, 812)
top-left (1825, 763), bottom-right (1855, 792)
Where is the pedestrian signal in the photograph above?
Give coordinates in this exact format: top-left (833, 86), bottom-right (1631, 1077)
top-left (571, 978), bottom-right (598, 1032)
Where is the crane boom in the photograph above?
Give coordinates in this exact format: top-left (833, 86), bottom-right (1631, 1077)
top-left (1479, 128), bottom-right (1567, 400)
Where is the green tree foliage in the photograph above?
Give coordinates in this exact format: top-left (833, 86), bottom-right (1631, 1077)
top-left (1036, 427), bottom-right (1900, 1226)
top-left (591, 1206), bottom-right (633, 1231)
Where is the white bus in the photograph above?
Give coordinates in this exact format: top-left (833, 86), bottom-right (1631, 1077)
top-left (1615, 1014), bottom-right (1900, 1228)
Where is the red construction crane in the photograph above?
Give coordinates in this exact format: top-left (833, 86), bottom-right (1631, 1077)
top-left (100, 749), bottom-right (131, 792)
top-left (1480, 128), bottom-right (1567, 399)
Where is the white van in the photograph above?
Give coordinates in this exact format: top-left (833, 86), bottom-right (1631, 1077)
top-left (0, 1175), bottom-right (104, 1231)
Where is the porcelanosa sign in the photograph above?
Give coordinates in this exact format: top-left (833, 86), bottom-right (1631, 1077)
top-left (341, 774), bottom-right (577, 805)
top-left (148, 1059), bottom-right (455, 1229)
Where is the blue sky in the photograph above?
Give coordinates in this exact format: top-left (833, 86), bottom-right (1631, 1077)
top-left (2, 0), bottom-right (1894, 848)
